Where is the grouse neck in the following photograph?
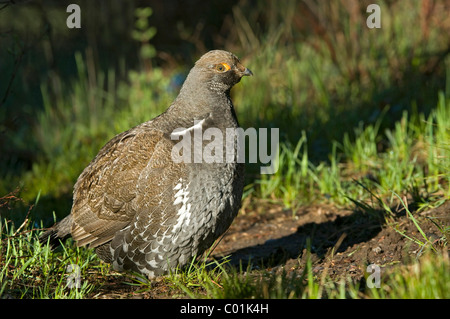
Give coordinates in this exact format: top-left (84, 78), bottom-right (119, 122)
top-left (169, 87), bottom-right (238, 128)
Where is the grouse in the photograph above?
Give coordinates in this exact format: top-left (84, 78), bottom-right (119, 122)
top-left (40, 50), bottom-right (252, 277)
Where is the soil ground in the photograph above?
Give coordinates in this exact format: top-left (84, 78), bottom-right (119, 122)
top-left (213, 199), bottom-right (449, 281)
top-left (93, 199), bottom-right (449, 298)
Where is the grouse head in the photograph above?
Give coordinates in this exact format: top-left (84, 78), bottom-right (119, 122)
top-left (182, 50), bottom-right (253, 95)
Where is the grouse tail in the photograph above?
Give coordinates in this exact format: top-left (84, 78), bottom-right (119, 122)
top-left (39, 215), bottom-right (73, 248)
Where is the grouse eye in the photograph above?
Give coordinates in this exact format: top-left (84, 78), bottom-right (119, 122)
top-left (215, 63), bottom-right (231, 72)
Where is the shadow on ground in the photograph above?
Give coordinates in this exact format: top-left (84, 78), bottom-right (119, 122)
top-left (213, 200), bottom-right (449, 280)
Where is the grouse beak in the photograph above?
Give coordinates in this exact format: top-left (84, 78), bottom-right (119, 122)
top-left (242, 67), bottom-right (253, 77)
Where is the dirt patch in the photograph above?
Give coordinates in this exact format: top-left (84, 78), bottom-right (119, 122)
top-left (92, 199), bottom-right (449, 298)
top-left (213, 199), bottom-right (450, 282)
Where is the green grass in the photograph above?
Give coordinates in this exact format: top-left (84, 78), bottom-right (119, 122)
top-left (0, 220), bottom-right (99, 298)
top-left (255, 92), bottom-right (449, 209)
top-left (366, 252), bottom-right (450, 299)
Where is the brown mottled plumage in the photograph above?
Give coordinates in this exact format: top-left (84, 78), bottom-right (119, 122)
top-left (40, 50), bottom-right (252, 277)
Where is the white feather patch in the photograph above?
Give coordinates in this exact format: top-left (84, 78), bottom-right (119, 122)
top-left (170, 119), bottom-right (206, 137)
top-left (172, 181), bottom-right (191, 233)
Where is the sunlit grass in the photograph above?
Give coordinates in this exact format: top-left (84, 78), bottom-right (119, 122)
top-left (255, 93), bottom-right (449, 209)
top-left (0, 219), bottom-right (103, 298)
